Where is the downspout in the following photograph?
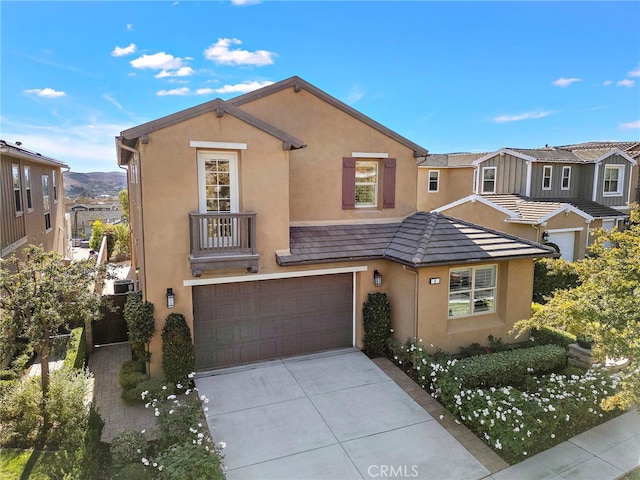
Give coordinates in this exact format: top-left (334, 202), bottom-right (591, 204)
top-left (60, 165), bottom-right (71, 257)
top-left (403, 266), bottom-right (419, 338)
top-left (116, 138), bottom-right (143, 297)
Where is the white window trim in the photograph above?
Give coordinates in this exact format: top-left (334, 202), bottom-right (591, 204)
top-left (542, 165), bottom-right (553, 190)
top-left (355, 160), bottom-right (378, 208)
top-left (351, 152), bottom-right (388, 158)
top-left (603, 164), bottom-right (624, 197)
top-left (12, 163), bottom-right (23, 215)
top-left (24, 166), bottom-right (33, 211)
top-left (561, 166), bottom-right (571, 190)
top-left (481, 166), bottom-right (497, 194)
top-left (448, 264), bottom-right (497, 318)
top-left (428, 170), bottom-right (440, 193)
top-left (52, 170), bottom-right (58, 203)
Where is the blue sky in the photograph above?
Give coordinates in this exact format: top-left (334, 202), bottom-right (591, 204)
top-left (1, 1), bottom-right (639, 173)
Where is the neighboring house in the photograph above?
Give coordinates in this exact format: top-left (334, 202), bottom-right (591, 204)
top-left (116, 76), bottom-right (555, 375)
top-left (0, 140), bottom-right (68, 260)
top-left (422, 145), bottom-right (638, 261)
top-left (67, 203), bottom-right (122, 238)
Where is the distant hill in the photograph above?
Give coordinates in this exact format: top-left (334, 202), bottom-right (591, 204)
top-left (64, 171), bottom-right (127, 199)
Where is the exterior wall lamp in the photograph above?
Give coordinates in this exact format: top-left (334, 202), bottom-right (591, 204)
top-left (166, 288), bottom-right (175, 309)
top-left (373, 270), bottom-right (383, 287)
top-left (542, 231), bottom-right (549, 242)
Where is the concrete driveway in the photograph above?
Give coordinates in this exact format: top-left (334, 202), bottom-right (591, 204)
top-left (195, 348), bottom-right (490, 480)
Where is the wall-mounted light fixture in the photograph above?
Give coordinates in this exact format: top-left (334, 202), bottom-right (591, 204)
top-left (166, 288), bottom-right (175, 309)
top-left (429, 277), bottom-right (440, 285)
top-left (373, 270), bottom-right (383, 287)
top-left (542, 231), bottom-right (549, 242)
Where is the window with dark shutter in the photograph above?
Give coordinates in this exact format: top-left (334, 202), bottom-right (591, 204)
top-left (342, 157), bottom-right (356, 209)
top-left (382, 158), bottom-right (396, 209)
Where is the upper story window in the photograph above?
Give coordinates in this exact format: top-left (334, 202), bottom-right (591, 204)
top-left (561, 166), bottom-right (571, 190)
top-left (24, 166), bottom-right (33, 210)
top-left (12, 164), bottom-right (22, 215)
top-left (342, 157), bottom-right (396, 210)
top-left (52, 170), bottom-right (58, 202)
top-left (449, 265), bottom-right (497, 318)
top-left (481, 167), bottom-right (496, 194)
top-left (428, 170), bottom-right (440, 192)
top-left (542, 165), bottom-right (553, 190)
top-left (355, 161), bottom-right (378, 207)
top-left (603, 165), bottom-right (624, 196)
top-left (42, 174), bottom-right (51, 230)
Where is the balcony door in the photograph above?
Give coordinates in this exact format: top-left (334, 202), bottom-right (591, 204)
top-left (197, 151), bottom-right (239, 248)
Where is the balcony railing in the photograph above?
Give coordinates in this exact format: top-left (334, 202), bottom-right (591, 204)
top-left (189, 212), bottom-right (259, 276)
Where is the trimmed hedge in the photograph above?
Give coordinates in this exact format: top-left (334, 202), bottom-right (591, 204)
top-left (444, 344), bottom-right (566, 389)
top-left (362, 292), bottom-right (392, 358)
top-left (531, 326), bottom-right (576, 348)
top-left (162, 313), bottom-right (195, 387)
top-left (63, 327), bottom-right (87, 370)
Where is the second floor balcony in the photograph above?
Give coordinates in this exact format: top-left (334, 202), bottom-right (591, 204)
top-left (189, 212), bottom-right (259, 277)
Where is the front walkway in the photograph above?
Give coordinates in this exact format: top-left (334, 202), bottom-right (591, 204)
top-left (88, 342), bottom-right (156, 442)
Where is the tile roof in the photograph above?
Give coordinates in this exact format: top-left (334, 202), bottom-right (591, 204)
top-left (556, 141), bottom-right (640, 160)
top-left (481, 194), bottom-right (627, 222)
top-left (418, 152), bottom-right (489, 167)
top-left (507, 148), bottom-right (585, 163)
top-left (277, 212), bottom-right (555, 267)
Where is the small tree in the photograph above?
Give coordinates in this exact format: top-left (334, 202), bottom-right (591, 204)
top-left (0, 246), bottom-right (103, 438)
top-left (89, 219), bottom-right (104, 252)
top-left (362, 292), bottom-right (392, 358)
top-left (161, 313), bottom-right (195, 388)
top-left (124, 291), bottom-right (155, 374)
top-left (118, 188), bottom-right (129, 224)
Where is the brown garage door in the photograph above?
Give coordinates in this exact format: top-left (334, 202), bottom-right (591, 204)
top-left (193, 273), bottom-right (353, 370)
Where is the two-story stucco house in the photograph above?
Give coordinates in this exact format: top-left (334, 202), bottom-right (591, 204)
top-left (420, 145), bottom-right (638, 261)
top-left (116, 76), bottom-right (554, 375)
top-left (1, 140), bottom-right (68, 260)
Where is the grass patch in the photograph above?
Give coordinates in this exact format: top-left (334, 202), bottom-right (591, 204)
top-left (0, 449), bottom-right (58, 480)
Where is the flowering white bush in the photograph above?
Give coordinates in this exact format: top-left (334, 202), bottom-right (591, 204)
top-left (391, 339), bottom-right (623, 463)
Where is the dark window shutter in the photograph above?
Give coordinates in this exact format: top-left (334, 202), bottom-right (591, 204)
top-left (383, 158), bottom-right (396, 209)
top-left (342, 157), bottom-right (356, 209)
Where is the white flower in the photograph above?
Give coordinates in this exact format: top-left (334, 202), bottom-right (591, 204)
top-left (551, 434), bottom-right (555, 438)
top-left (142, 458), bottom-right (149, 465)
top-left (188, 372), bottom-right (195, 378)
top-left (141, 429), bottom-right (145, 434)
top-left (439, 414), bottom-right (444, 420)
top-left (219, 441), bottom-right (227, 449)
top-left (162, 385), bottom-right (167, 390)
top-left (495, 440), bottom-right (502, 450)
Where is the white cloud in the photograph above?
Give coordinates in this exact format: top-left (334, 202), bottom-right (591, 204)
top-left (155, 67), bottom-right (195, 78)
top-left (603, 80), bottom-right (613, 86)
top-left (0, 118), bottom-right (127, 172)
top-left (231, 0), bottom-right (261, 5)
top-left (157, 87), bottom-right (190, 96)
top-left (103, 94), bottom-right (122, 110)
top-left (24, 88), bottom-right (66, 98)
top-left (345, 85), bottom-right (365, 104)
top-left (620, 120), bottom-right (640, 130)
top-left (552, 77), bottom-right (581, 87)
top-left (617, 79), bottom-right (636, 87)
top-left (493, 111), bottom-right (553, 123)
top-left (214, 80), bottom-right (274, 94)
top-left (195, 88), bottom-right (214, 95)
top-left (130, 52), bottom-right (189, 71)
top-left (204, 38), bottom-right (275, 66)
top-left (126, 24), bottom-right (133, 31)
top-left (112, 43), bottom-right (136, 57)
top-left (628, 66), bottom-right (640, 77)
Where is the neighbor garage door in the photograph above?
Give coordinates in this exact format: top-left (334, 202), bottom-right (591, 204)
top-left (193, 274), bottom-right (353, 370)
top-left (548, 231), bottom-right (575, 262)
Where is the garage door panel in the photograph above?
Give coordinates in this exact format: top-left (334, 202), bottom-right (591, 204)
top-left (193, 274), bottom-right (353, 370)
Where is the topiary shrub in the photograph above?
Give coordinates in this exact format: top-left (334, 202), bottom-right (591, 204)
top-left (89, 220), bottom-right (104, 252)
top-left (362, 292), bottom-right (392, 358)
top-left (162, 313), bottom-right (195, 388)
top-left (119, 359), bottom-right (146, 391)
top-left (530, 326), bottom-right (576, 348)
top-left (110, 429), bottom-right (148, 470)
top-left (123, 292), bottom-right (155, 365)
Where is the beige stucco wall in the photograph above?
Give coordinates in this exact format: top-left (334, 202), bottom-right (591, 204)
top-left (417, 167), bottom-right (475, 211)
top-left (413, 259), bottom-right (534, 354)
top-left (237, 88), bottom-right (419, 222)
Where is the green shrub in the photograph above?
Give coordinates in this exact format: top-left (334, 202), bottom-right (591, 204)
top-left (8, 340), bottom-right (34, 374)
top-left (63, 327), bottom-right (87, 370)
top-left (124, 292), bottom-right (155, 362)
top-left (0, 375), bottom-right (42, 446)
top-left (117, 462), bottom-right (155, 479)
top-left (111, 429), bottom-right (148, 470)
top-left (119, 359), bottom-right (146, 391)
top-left (533, 257), bottom-right (580, 303)
top-left (362, 292), bottom-right (392, 358)
top-left (122, 378), bottom-right (175, 404)
top-left (156, 440), bottom-right (225, 480)
top-left (531, 326), bottom-right (576, 348)
top-left (0, 369), bottom-right (18, 381)
top-left (162, 313), bottom-right (195, 388)
top-left (105, 223), bottom-right (131, 262)
top-left (78, 402), bottom-right (106, 479)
